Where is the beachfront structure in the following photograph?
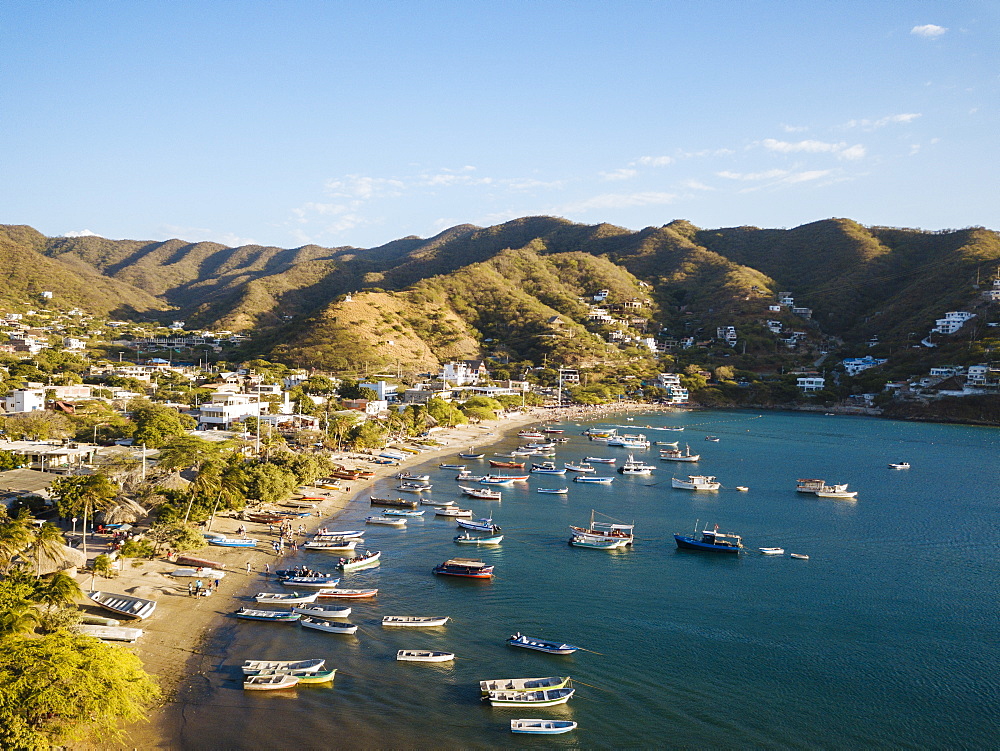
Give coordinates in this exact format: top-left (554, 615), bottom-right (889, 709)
top-left (0, 440), bottom-right (98, 472)
top-left (932, 311), bottom-right (975, 335)
top-left (797, 376), bottom-right (826, 392)
top-left (842, 356), bottom-right (888, 376)
top-left (199, 392), bottom-right (268, 430)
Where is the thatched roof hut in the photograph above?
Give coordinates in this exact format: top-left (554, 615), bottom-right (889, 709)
top-left (101, 498), bottom-right (149, 525)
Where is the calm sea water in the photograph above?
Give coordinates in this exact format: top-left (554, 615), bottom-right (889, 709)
top-left (172, 410), bottom-right (1000, 750)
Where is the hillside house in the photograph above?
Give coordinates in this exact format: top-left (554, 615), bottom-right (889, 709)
top-left (842, 356), bottom-right (888, 376)
top-left (3, 389), bottom-right (45, 413)
top-left (796, 376), bottom-right (826, 392)
top-left (592, 289), bottom-right (610, 302)
top-left (792, 307), bottom-right (813, 319)
top-left (359, 381), bottom-right (399, 401)
top-left (778, 292), bottom-right (794, 306)
top-left (199, 393), bottom-right (267, 430)
top-left (982, 280), bottom-right (1000, 301)
top-left (932, 311), bottom-right (975, 335)
top-left (716, 326), bottom-right (738, 347)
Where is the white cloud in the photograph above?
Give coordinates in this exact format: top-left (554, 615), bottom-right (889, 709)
top-left (677, 147), bottom-right (736, 159)
top-left (61, 229), bottom-right (101, 238)
top-left (717, 169), bottom-right (790, 181)
top-left (911, 24), bottom-right (947, 38)
top-left (781, 124), bottom-right (809, 133)
top-left (599, 168), bottom-right (638, 181)
top-left (838, 144), bottom-right (866, 161)
top-left (845, 113), bottom-right (921, 130)
top-left (762, 138), bottom-right (844, 154)
top-left (784, 170), bottom-right (833, 183)
top-left (324, 175), bottom-right (405, 200)
top-left (637, 155), bottom-right (675, 167)
top-left (559, 191), bottom-right (676, 212)
top-left (680, 179), bottom-right (714, 191)
top-left (501, 177), bottom-right (566, 191)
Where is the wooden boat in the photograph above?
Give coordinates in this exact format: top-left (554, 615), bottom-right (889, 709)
top-left (244, 674), bottom-right (299, 690)
top-left (759, 547), bottom-right (785, 555)
top-left (511, 719), bottom-right (577, 734)
top-left (242, 658), bottom-right (325, 674)
top-left (674, 527), bottom-right (742, 554)
top-left (537, 487), bottom-right (569, 494)
top-left (78, 613), bottom-right (120, 626)
top-left (256, 668), bottom-right (337, 683)
top-left (564, 462), bottom-right (595, 473)
top-left (584, 456), bottom-right (616, 464)
top-left (303, 539), bottom-right (359, 552)
top-left (517, 430), bottom-right (545, 440)
top-left (396, 482), bottom-right (432, 493)
top-left (455, 472), bottom-right (486, 482)
top-left (316, 588), bottom-right (378, 599)
top-left (338, 550), bottom-right (381, 570)
top-left (489, 460), bottom-right (525, 469)
top-left (456, 517), bottom-right (501, 534)
top-left (671, 475), bottom-right (721, 491)
top-left (433, 558), bottom-right (495, 578)
top-left (542, 427), bottom-right (564, 434)
top-left (888, 462), bottom-right (911, 469)
top-left (292, 603), bottom-right (351, 617)
top-left (169, 567), bottom-right (227, 579)
top-left (382, 615), bottom-right (449, 627)
top-left (300, 617), bottom-right (358, 634)
top-left (569, 510), bottom-right (634, 545)
top-left (208, 536), bottom-right (258, 548)
top-left (383, 509), bottom-right (425, 517)
top-left (72, 624), bottom-right (144, 642)
top-left (458, 450), bottom-right (485, 459)
top-left (480, 676), bottom-right (570, 695)
top-left (507, 632), bottom-right (579, 654)
top-left (569, 535), bottom-right (626, 549)
top-left (395, 472), bottom-right (430, 482)
top-left (279, 576), bottom-right (341, 588)
top-left (438, 463), bottom-right (466, 471)
top-left (255, 592), bottom-right (320, 604)
top-left (421, 497), bottom-right (454, 506)
top-left (790, 553), bottom-right (810, 560)
top-left (479, 476), bottom-right (516, 485)
top-left (397, 650), bottom-right (454, 662)
top-left (487, 687), bottom-right (575, 706)
top-left (234, 608), bottom-right (301, 622)
top-left (174, 555), bottom-right (225, 569)
top-left (436, 507), bottom-right (473, 517)
top-left (454, 532), bottom-right (503, 544)
top-left (660, 445), bottom-right (701, 462)
top-left (460, 485), bottom-right (502, 500)
top-left (366, 515), bottom-right (407, 527)
top-left (369, 496), bottom-right (418, 509)
top-left (572, 475), bottom-right (614, 484)
top-left (531, 464), bottom-right (567, 475)
top-left (88, 591), bottom-right (157, 620)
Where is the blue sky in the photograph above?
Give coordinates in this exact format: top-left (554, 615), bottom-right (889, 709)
top-left (2, 1), bottom-right (997, 249)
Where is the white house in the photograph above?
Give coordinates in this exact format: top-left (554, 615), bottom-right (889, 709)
top-left (796, 376), bottom-right (826, 392)
top-left (3, 389), bottom-right (46, 413)
top-left (199, 393), bottom-right (267, 430)
top-left (778, 292), bottom-right (794, 306)
top-left (441, 361), bottom-right (483, 386)
top-left (842, 356), bottom-right (888, 376)
top-left (932, 311), bottom-right (975, 335)
top-left (62, 337), bottom-right (86, 350)
top-left (359, 381), bottom-right (399, 401)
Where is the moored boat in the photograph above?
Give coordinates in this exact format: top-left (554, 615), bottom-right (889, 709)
top-left (243, 658), bottom-right (325, 674)
top-left (88, 591), bottom-right (157, 620)
top-left (396, 482), bottom-right (432, 493)
top-left (564, 462), bottom-right (595, 473)
top-left (303, 539), bottom-right (359, 552)
top-left (790, 553), bottom-right (810, 560)
top-left (438, 463), bottom-right (467, 471)
top-left (660, 444), bottom-right (700, 462)
top-left (584, 456), bottom-right (616, 464)
top-left (243, 674), bottom-right (299, 690)
top-left (489, 459), bottom-right (525, 469)
top-left (536, 487), bottom-right (569, 494)
top-left (300, 617), bottom-right (358, 634)
top-left (456, 517), bottom-right (501, 534)
top-left (507, 632), bottom-right (579, 654)
top-left (338, 550), bottom-right (381, 570)
top-left (674, 526), bottom-right (742, 554)
top-left (383, 509), bottom-right (425, 517)
top-left (366, 516), bottom-right (407, 526)
top-left (759, 547), bottom-right (785, 555)
top-left (460, 485), bottom-right (502, 500)
top-left (292, 603), bottom-right (352, 618)
top-left (316, 588), bottom-right (379, 599)
top-left (479, 676), bottom-right (570, 694)
top-left (458, 450), bottom-right (485, 460)
top-left (888, 462), bottom-right (910, 469)
top-left (454, 532), bottom-right (504, 544)
top-left (572, 475), bottom-right (614, 484)
top-left (369, 496), bottom-right (419, 509)
top-left (815, 485), bottom-right (858, 498)
top-left (618, 454), bottom-right (656, 475)
top-left (433, 557), bottom-right (495, 578)
top-left (279, 576), bottom-right (341, 588)
top-left (255, 591), bottom-right (320, 604)
top-left (671, 474), bottom-right (721, 491)
top-left (255, 668), bottom-right (337, 683)
top-left (487, 687), bottom-right (575, 706)
top-left (511, 719), bottom-right (578, 734)
top-left (436, 506), bottom-right (474, 517)
top-left (569, 535), bottom-right (626, 549)
top-left (234, 607), bottom-right (302, 622)
top-left (396, 650), bottom-right (455, 662)
top-left (382, 615), bottom-right (449, 627)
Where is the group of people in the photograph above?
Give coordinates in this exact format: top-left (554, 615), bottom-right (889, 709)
top-left (186, 578), bottom-right (219, 597)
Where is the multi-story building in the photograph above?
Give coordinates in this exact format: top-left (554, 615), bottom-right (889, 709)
top-left (797, 376), bottom-right (826, 392)
top-left (842, 356), bottom-right (888, 376)
top-left (932, 311), bottom-right (975, 335)
top-left (199, 393), bottom-right (267, 430)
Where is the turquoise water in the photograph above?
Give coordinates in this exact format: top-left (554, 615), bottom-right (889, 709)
top-left (174, 411), bottom-right (1000, 749)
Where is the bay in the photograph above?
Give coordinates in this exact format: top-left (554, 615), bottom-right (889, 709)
top-left (172, 410), bottom-right (1000, 749)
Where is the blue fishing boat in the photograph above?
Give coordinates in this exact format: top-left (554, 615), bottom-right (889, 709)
top-left (673, 525), bottom-right (742, 554)
top-left (572, 475), bottom-right (614, 484)
top-left (507, 632), bottom-right (579, 655)
top-left (208, 536), bottom-right (258, 548)
top-left (234, 607), bottom-right (301, 622)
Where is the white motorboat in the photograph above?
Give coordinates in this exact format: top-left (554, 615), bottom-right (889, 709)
top-left (396, 650), bottom-right (455, 662)
top-left (435, 507), bottom-right (473, 517)
top-left (759, 547), bottom-right (785, 555)
top-left (255, 592), bottom-right (320, 604)
top-left (888, 462), bottom-right (910, 469)
top-left (382, 615), bottom-right (450, 627)
top-left (510, 719), bottom-right (577, 735)
top-left (365, 516), bottom-right (407, 526)
top-left (671, 475), bottom-right (721, 491)
top-left (300, 617), bottom-right (358, 634)
top-left (88, 591), bottom-right (157, 620)
top-left (617, 454), bottom-right (656, 475)
top-left (660, 444), bottom-right (700, 462)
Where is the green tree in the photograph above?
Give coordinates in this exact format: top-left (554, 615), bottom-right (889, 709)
top-left (0, 450), bottom-right (26, 471)
top-left (89, 553), bottom-right (117, 590)
top-left (347, 420), bottom-right (388, 449)
top-left (128, 399), bottom-right (197, 448)
top-left (0, 630), bottom-right (160, 749)
top-left (243, 462), bottom-right (298, 504)
top-left (0, 508), bottom-right (34, 573)
top-left (49, 475), bottom-right (118, 558)
top-left (27, 523), bottom-right (65, 578)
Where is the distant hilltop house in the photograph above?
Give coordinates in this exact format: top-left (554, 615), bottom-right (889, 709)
top-left (842, 356), bottom-right (888, 376)
top-left (983, 279), bottom-right (1000, 302)
top-left (932, 311), bottom-right (975, 335)
top-left (441, 360), bottom-right (488, 386)
top-left (716, 326), bottom-right (737, 347)
top-left (797, 376), bottom-right (826, 392)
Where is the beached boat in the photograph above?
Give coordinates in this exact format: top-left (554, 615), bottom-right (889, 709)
top-left (618, 454), bottom-right (656, 475)
top-left (292, 603), bottom-right (352, 618)
top-left (487, 687), bottom-right (576, 707)
top-left (242, 658), bottom-right (325, 674)
top-left (71, 624), bottom-right (144, 642)
top-left (369, 496), bottom-right (419, 509)
top-left (433, 557), bottom-right (495, 578)
top-left (88, 591), bottom-right (157, 620)
top-left (255, 592), bottom-right (320, 604)
top-left (383, 508), bottom-right (425, 517)
top-left (78, 613), bottom-right (120, 626)
top-left (888, 462), bottom-right (910, 469)
top-left (397, 650), bottom-right (455, 662)
top-left (454, 532), bottom-right (503, 544)
top-left (316, 588), bottom-right (378, 599)
top-left (456, 517), bottom-right (501, 534)
top-left (759, 547), bottom-right (785, 555)
top-left (338, 550), bottom-right (381, 570)
top-left (438, 463), bottom-right (466, 471)
top-left (460, 485), bottom-right (502, 500)
top-left (255, 667), bottom-right (338, 683)
top-left (207, 536), bottom-right (258, 548)
top-left (672, 474), bottom-right (721, 491)
top-left (300, 617), bottom-right (358, 634)
top-left (366, 516), bottom-right (407, 526)
top-left (489, 459), bottom-right (525, 469)
top-left (234, 607), bottom-right (302, 622)
top-left (569, 509), bottom-right (634, 545)
top-left (584, 456), bottom-right (616, 464)
top-left (507, 632), bottom-right (579, 654)
top-left (175, 555), bottom-right (225, 569)
top-left (572, 475), bottom-right (614, 484)
top-left (303, 539), bottom-right (359, 552)
top-left (279, 576), bottom-right (341, 588)
top-left (436, 507), bottom-right (474, 517)
top-left (564, 462), bottom-right (595, 473)
top-left (243, 674), bottom-right (299, 690)
top-left (674, 526), bottom-right (742, 554)
top-left (382, 615), bottom-right (449, 627)
top-left (569, 535), bottom-right (626, 549)
top-left (660, 445), bottom-right (701, 462)
top-left (510, 719), bottom-right (577, 734)
top-left (536, 487), bottom-right (569, 494)
top-left (169, 567), bottom-right (227, 579)
top-left (480, 676), bottom-right (570, 695)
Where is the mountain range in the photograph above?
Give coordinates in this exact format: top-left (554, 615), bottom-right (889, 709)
top-left (1, 217), bottom-right (998, 374)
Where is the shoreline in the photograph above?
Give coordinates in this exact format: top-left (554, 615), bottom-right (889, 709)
top-left (117, 402), bottom-right (659, 748)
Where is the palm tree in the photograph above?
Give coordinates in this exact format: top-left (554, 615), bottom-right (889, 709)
top-left (31, 571), bottom-right (83, 629)
top-left (156, 435), bottom-right (226, 524)
top-left (89, 553), bottom-right (117, 591)
top-left (0, 507), bottom-right (34, 573)
top-left (29, 522), bottom-right (67, 578)
top-left (0, 601), bottom-right (41, 636)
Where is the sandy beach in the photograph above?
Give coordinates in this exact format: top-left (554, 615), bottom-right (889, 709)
top-left (99, 403), bottom-right (661, 748)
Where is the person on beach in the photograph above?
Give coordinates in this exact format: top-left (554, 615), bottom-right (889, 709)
top-left (187, 583), bottom-right (193, 596)
top-left (195, 579), bottom-right (203, 594)
top-left (264, 563), bottom-right (270, 576)
top-left (246, 562), bottom-right (252, 574)
top-left (213, 578), bottom-right (220, 591)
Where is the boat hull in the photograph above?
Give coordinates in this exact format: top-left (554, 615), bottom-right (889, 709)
top-left (674, 534), bottom-right (740, 553)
